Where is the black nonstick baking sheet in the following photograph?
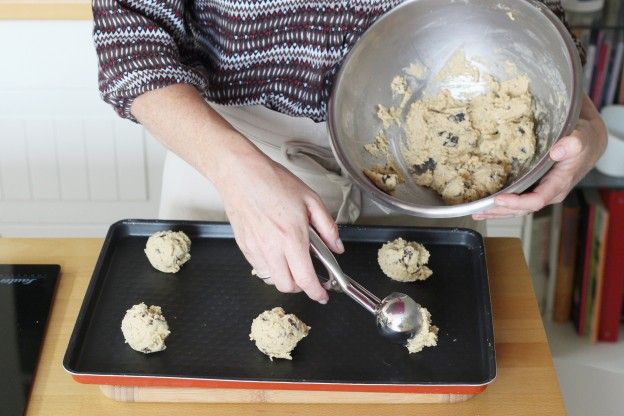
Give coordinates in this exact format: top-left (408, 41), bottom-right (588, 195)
top-left (64, 220), bottom-right (495, 387)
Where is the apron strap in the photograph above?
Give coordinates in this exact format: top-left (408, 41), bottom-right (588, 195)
top-left (282, 141), bottom-right (362, 224)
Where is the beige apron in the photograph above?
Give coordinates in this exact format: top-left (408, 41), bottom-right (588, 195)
top-left (158, 104), bottom-right (484, 234)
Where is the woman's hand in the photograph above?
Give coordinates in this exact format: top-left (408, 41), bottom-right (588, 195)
top-left (473, 94), bottom-right (607, 220)
top-left (131, 84), bottom-right (342, 304)
top-left (216, 145), bottom-right (343, 304)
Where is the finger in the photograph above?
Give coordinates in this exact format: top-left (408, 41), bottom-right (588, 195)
top-left (473, 213), bottom-right (519, 220)
top-left (285, 232), bottom-right (329, 304)
top-left (306, 194), bottom-right (344, 254)
top-left (550, 134), bottom-right (584, 162)
top-left (473, 206), bottom-right (529, 218)
top-left (494, 173), bottom-right (565, 212)
top-left (239, 238), bottom-right (271, 281)
top-left (264, 249), bottom-right (300, 293)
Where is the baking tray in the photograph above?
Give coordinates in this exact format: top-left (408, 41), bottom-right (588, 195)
top-left (64, 220), bottom-right (495, 394)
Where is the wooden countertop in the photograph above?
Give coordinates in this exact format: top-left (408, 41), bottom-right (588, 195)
top-left (0, 0), bottom-right (91, 20)
top-left (0, 237), bottom-right (566, 415)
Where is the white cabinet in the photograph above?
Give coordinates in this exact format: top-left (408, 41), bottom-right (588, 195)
top-left (0, 21), bottom-right (166, 236)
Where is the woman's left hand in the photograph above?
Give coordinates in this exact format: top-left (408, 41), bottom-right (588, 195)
top-left (473, 94), bottom-right (607, 220)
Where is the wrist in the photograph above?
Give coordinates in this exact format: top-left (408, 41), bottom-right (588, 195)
top-left (197, 130), bottom-right (269, 191)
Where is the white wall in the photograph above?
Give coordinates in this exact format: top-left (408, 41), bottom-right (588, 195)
top-left (0, 20), bottom-right (528, 241)
top-left (0, 21), bottom-right (166, 237)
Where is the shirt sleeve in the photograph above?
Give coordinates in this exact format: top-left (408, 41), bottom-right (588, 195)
top-left (541, 0), bottom-right (586, 65)
top-left (93, 0), bottom-right (209, 121)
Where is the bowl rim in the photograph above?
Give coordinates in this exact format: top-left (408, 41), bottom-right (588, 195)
top-left (327, 0), bottom-right (583, 218)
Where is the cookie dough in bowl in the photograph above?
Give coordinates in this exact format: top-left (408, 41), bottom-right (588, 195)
top-left (121, 303), bottom-right (170, 354)
top-left (144, 230), bottom-right (191, 273)
top-left (249, 307), bottom-right (310, 361)
top-left (378, 238), bottom-right (433, 282)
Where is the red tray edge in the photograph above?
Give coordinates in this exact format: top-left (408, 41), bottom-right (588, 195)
top-left (71, 374), bottom-right (488, 394)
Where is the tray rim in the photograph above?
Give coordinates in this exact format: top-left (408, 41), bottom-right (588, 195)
top-left (63, 219), bottom-right (497, 392)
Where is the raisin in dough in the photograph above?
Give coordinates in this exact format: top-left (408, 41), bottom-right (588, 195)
top-left (144, 230), bottom-right (191, 273)
top-left (121, 303), bottom-right (170, 354)
top-left (405, 306), bottom-right (439, 353)
top-left (378, 238), bottom-right (433, 282)
top-left (249, 307), bottom-right (310, 361)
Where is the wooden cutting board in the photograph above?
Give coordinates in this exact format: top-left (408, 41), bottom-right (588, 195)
top-left (99, 385), bottom-right (475, 403)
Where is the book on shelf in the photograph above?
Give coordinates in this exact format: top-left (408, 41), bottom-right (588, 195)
top-left (573, 26), bottom-right (624, 109)
top-left (571, 188), bottom-right (610, 341)
top-left (598, 190), bottom-right (624, 342)
top-left (587, 189), bottom-right (609, 342)
top-left (605, 32), bottom-right (624, 105)
top-left (591, 31), bottom-right (611, 107)
top-left (571, 190), bottom-right (590, 334)
top-left (553, 191), bottom-right (582, 322)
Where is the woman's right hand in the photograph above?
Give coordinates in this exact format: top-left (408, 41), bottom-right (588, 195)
top-left (215, 142), bottom-right (344, 304)
top-left (131, 84), bottom-right (341, 304)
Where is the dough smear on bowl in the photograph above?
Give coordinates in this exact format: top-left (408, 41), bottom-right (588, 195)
top-left (144, 230), bottom-right (191, 273)
top-left (249, 307), bottom-right (310, 361)
top-left (378, 238), bottom-right (432, 282)
top-left (405, 306), bottom-right (439, 353)
top-left (121, 303), bottom-right (170, 354)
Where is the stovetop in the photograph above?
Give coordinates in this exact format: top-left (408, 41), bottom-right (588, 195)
top-left (0, 265), bottom-right (59, 416)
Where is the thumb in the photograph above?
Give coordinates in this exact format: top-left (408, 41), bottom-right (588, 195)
top-left (306, 196), bottom-right (344, 253)
top-left (550, 134), bottom-right (583, 162)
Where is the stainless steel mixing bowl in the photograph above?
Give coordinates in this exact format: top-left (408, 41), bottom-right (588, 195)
top-left (328, 0), bottom-right (582, 218)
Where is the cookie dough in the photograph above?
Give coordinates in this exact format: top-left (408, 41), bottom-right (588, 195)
top-left (406, 306), bottom-right (439, 353)
top-left (121, 303), bottom-right (170, 354)
top-left (363, 165), bottom-right (402, 194)
top-left (402, 75), bottom-right (535, 204)
top-left (378, 238), bottom-right (433, 282)
top-left (144, 230), bottom-right (191, 273)
top-left (405, 62), bottom-right (427, 79)
top-left (367, 53), bottom-right (536, 204)
top-left (249, 307), bottom-right (310, 361)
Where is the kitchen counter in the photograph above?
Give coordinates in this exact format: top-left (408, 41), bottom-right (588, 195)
top-left (0, 237), bottom-right (566, 415)
top-left (0, 0), bottom-right (91, 20)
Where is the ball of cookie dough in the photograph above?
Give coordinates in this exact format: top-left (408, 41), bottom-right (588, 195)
top-left (378, 238), bottom-right (433, 282)
top-left (405, 306), bottom-right (439, 354)
top-left (121, 303), bottom-right (170, 354)
top-left (249, 307), bottom-right (310, 361)
top-left (144, 230), bottom-right (191, 273)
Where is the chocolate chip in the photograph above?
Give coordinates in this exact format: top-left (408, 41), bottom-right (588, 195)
top-left (381, 174), bottom-right (392, 183)
top-left (518, 127), bottom-right (525, 134)
top-left (142, 347), bottom-right (152, 353)
top-left (439, 131), bottom-right (459, 147)
top-left (412, 158), bottom-right (436, 174)
top-left (449, 112), bottom-right (465, 123)
top-left (403, 248), bottom-right (414, 261)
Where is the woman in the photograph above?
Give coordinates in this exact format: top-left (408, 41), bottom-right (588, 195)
top-left (93, 0), bottom-right (606, 305)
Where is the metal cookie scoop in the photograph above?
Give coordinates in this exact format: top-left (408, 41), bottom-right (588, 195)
top-left (308, 228), bottom-right (423, 344)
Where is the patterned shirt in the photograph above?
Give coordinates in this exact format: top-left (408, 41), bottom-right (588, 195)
top-left (93, 0), bottom-right (583, 122)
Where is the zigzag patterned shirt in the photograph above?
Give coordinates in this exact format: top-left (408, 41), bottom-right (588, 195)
top-left (93, 0), bottom-right (583, 122)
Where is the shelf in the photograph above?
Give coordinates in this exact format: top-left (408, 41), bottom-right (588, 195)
top-left (577, 169), bottom-right (624, 188)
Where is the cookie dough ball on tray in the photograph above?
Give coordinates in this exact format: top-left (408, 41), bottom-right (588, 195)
top-left (249, 307), bottom-right (310, 361)
top-left (378, 238), bottom-right (433, 282)
top-left (405, 306), bottom-right (439, 354)
top-left (121, 303), bottom-right (170, 354)
top-left (144, 230), bottom-right (191, 273)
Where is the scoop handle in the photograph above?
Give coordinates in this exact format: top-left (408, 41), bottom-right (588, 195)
top-left (308, 227), bottom-right (379, 314)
